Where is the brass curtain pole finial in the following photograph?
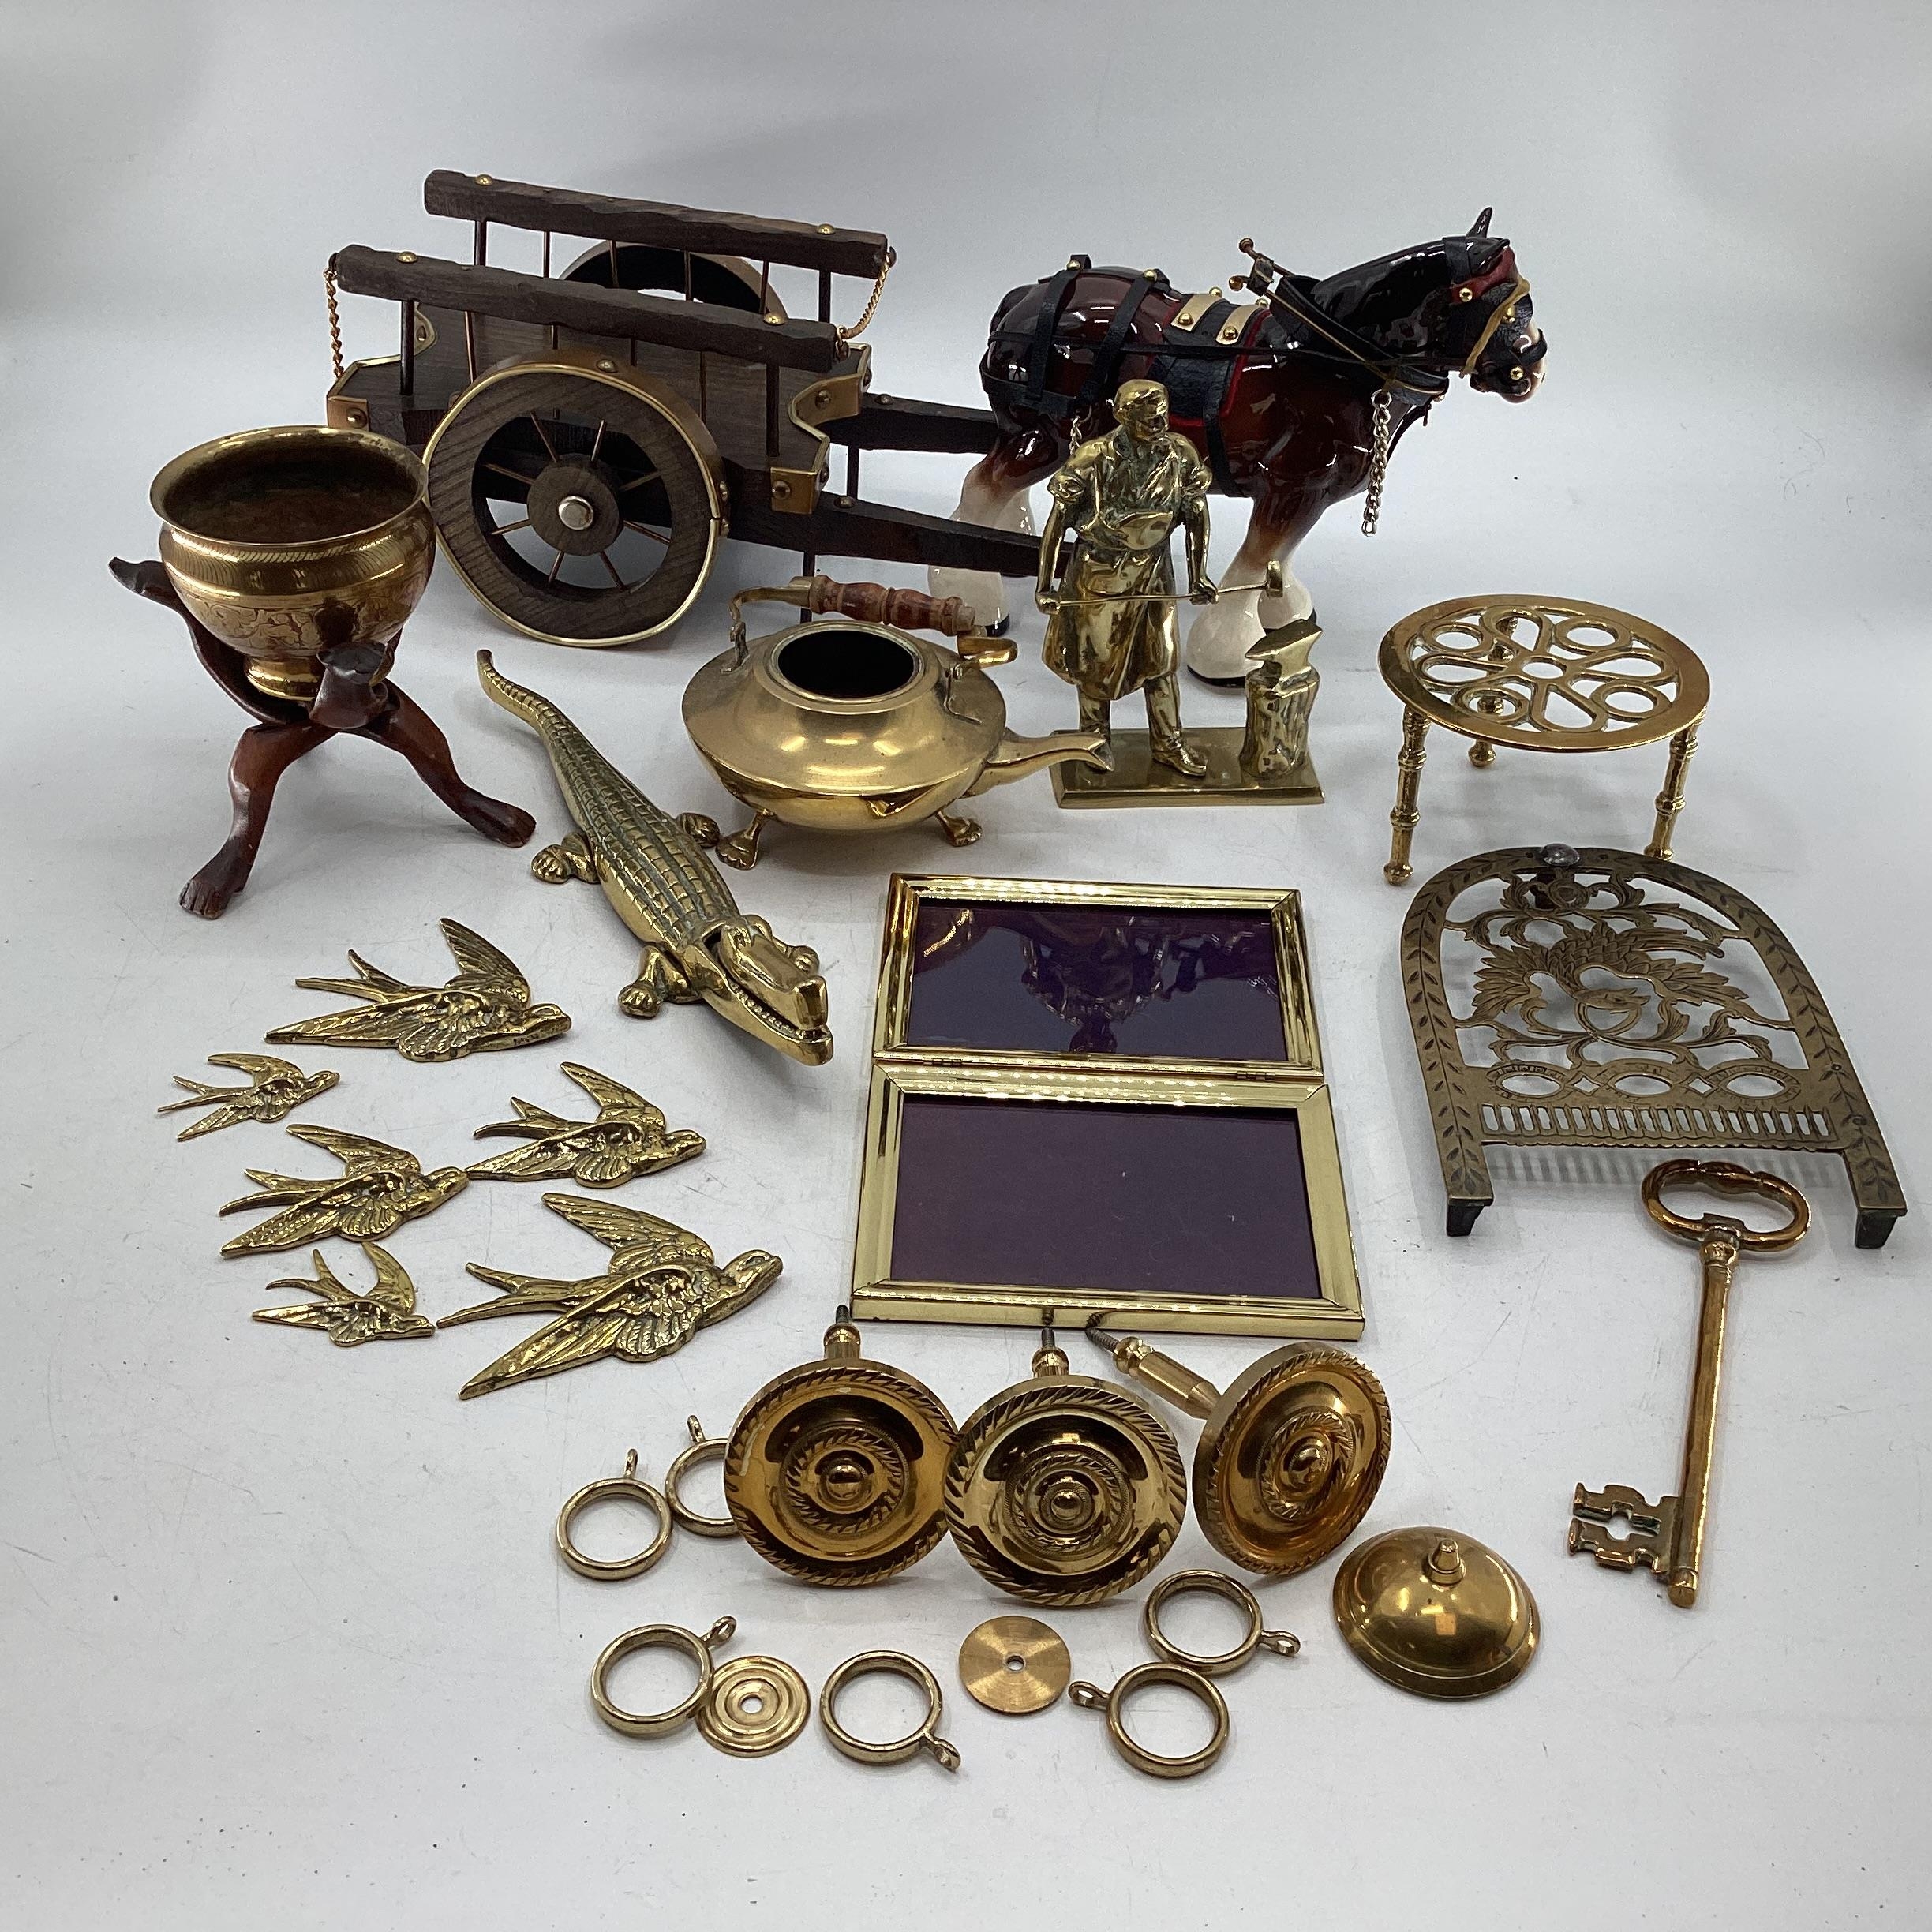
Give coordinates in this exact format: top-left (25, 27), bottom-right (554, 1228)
top-left (724, 1311), bottom-right (957, 1586)
top-left (943, 1326), bottom-right (1185, 1606)
top-left (1085, 1320), bottom-right (1389, 1575)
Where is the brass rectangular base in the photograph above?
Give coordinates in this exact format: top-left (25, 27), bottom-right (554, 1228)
top-left (1051, 728), bottom-right (1322, 807)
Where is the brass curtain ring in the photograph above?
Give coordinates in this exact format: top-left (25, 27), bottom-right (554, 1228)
top-left (589, 1616), bottom-right (736, 1739)
top-left (1068, 1661), bottom-right (1230, 1779)
top-left (556, 1449), bottom-right (673, 1582)
top-left (665, 1416), bottom-right (738, 1538)
top-left (819, 1651), bottom-right (960, 1772)
top-left (1143, 1568), bottom-right (1300, 1677)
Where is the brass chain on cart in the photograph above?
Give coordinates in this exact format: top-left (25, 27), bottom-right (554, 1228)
top-left (837, 247), bottom-right (896, 345)
top-left (324, 258), bottom-right (344, 383)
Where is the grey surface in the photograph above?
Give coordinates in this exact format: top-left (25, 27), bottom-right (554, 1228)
top-left (2, 2), bottom-right (1927, 1926)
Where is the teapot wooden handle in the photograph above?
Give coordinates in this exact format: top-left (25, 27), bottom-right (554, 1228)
top-left (787, 575), bottom-right (979, 638)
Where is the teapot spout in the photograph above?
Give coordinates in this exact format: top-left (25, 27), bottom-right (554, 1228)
top-left (967, 729), bottom-right (1114, 796)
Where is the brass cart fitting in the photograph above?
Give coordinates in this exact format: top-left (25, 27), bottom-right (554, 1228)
top-left (724, 1308), bottom-right (957, 1586)
top-left (943, 1328), bottom-right (1185, 1607)
top-left (1087, 1324), bottom-right (1389, 1575)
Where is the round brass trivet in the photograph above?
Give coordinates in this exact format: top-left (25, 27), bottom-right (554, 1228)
top-left (943, 1336), bottom-right (1185, 1607)
top-left (589, 1616), bottom-right (736, 1739)
top-left (1332, 1526), bottom-right (1539, 1700)
top-left (1193, 1346), bottom-right (1391, 1576)
top-left (666, 1415), bottom-right (738, 1538)
top-left (1069, 1662), bottom-right (1230, 1780)
top-left (820, 1651), bottom-right (960, 1771)
top-left (555, 1449), bottom-right (672, 1582)
top-left (958, 1616), bottom-right (1072, 1714)
top-left (724, 1310), bottom-right (957, 1587)
top-left (1376, 594), bottom-right (1709, 883)
top-left (1379, 595), bottom-right (1708, 754)
top-left (1142, 1569), bottom-right (1299, 1677)
top-left (698, 1653), bottom-right (811, 1757)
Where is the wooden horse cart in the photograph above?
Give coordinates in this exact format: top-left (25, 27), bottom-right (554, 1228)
top-left (328, 172), bottom-right (1041, 646)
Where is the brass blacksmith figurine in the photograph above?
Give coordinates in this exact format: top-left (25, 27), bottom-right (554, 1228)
top-left (1035, 379), bottom-right (1212, 780)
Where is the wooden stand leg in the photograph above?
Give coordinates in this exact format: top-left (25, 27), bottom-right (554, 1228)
top-left (360, 685), bottom-right (536, 847)
top-left (182, 720), bottom-right (331, 919)
top-left (1384, 708), bottom-right (1430, 885)
top-left (1646, 722), bottom-right (1699, 860)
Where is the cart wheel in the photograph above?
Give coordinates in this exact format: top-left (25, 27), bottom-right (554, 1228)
top-left (560, 243), bottom-right (784, 318)
top-left (424, 356), bottom-right (724, 647)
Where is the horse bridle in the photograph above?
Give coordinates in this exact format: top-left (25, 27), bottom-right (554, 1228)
top-left (1450, 248), bottom-right (1535, 378)
top-left (1235, 242), bottom-right (1448, 401)
top-left (1237, 237), bottom-right (1533, 389)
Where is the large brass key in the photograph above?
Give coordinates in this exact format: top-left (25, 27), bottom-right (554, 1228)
top-left (1569, 1159), bottom-right (1809, 1608)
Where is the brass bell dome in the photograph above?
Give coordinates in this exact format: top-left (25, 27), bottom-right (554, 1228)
top-left (943, 1333), bottom-right (1185, 1607)
top-left (724, 1309), bottom-right (957, 1587)
top-left (1331, 1526), bottom-right (1540, 1700)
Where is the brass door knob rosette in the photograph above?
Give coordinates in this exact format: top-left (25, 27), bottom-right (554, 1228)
top-left (724, 1308), bottom-right (957, 1586)
top-left (1088, 1324), bottom-right (1390, 1576)
top-left (957, 1615), bottom-right (1072, 1715)
top-left (1332, 1526), bottom-right (1540, 1700)
top-left (943, 1331), bottom-right (1186, 1607)
top-left (698, 1653), bottom-right (812, 1757)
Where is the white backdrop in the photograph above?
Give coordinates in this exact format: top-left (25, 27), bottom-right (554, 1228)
top-left (4, 5), bottom-right (1928, 1927)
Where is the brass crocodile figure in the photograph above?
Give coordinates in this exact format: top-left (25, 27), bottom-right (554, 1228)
top-left (478, 652), bottom-right (833, 1066)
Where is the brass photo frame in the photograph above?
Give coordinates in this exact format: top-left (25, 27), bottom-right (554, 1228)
top-left (851, 875), bottom-right (1363, 1338)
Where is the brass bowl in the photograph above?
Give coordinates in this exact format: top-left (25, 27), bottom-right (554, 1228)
top-left (152, 425), bottom-right (434, 702)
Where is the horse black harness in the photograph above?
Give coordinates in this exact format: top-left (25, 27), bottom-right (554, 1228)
top-left (985, 250), bottom-right (1464, 491)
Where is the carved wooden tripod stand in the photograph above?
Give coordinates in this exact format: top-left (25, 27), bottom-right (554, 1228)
top-left (112, 559), bottom-right (535, 918)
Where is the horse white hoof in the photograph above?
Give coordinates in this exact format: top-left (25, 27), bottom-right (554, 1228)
top-left (1185, 596), bottom-right (1267, 681)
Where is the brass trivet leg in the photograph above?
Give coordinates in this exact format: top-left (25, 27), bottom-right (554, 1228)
top-left (1646, 722), bottom-right (1699, 860)
top-left (1468, 740), bottom-right (1496, 768)
top-left (1383, 707), bottom-right (1431, 884)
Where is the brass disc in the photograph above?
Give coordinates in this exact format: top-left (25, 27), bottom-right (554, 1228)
top-left (697, 1654), bottom-right (811, 1756)
top-left (724, 1357), bottom-right (957, 1587)
top-left (958, 1616), bottom-right (1072, 1714)
top-left (943, 1376), bottom-right (1185, 1607)
top-left (1332, 1526), bottom-right (1540, 1700)
top-left (1194, 1346), bottom-right (1391, 1575)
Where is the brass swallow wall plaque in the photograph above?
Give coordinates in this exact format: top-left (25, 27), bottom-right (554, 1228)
top-left (219, 1125), bottom-right (469, 1256)
top-left (442, 1193), bottom-right (782, 1400)
top-left (252, 1241), bottom-right (436, 1345)
top-left (159, 1052), bottom-right (339, 1140)
top-left (266, 918), bottom-right (571, 1063)
top-left (466, 1062), bottom-right (704, 1188)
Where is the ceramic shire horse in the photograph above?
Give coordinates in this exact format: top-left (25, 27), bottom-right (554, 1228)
top-left (933, 210), bottom-right (1545, 680)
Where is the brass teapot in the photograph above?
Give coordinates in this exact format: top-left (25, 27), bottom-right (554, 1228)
top-left (680, 576), bottom-right (1111, 868)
